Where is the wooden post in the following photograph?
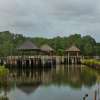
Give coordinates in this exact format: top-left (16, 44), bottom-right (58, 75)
top-left (77, 52), bottom-right (79, 57)
top-left (94, 90), bottom-right (97, 100)
top-left (75, 56), bottom-right (76, 64)
top-left (83, 94), bottom-right (88, 100)
top-left (83, 97), bottom-right (85, 100)
top-left (68, 52), bottom-right (69, 64)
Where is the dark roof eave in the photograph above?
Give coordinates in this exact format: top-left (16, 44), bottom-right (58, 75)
top-left (17, 41), bottom-right (39, 51)
top-left (17, 48), bottom-right (40, 51)
top-left (65, 50), bottom-right (80, 52)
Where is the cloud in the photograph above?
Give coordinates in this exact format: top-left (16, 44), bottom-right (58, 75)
top-left (0, 0), bottom-right (100, 42)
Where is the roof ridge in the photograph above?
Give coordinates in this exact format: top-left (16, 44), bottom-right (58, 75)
top-left (65, 45), bottom-right (80, 51)
top-left (17, 40), bottom-right (39, 50)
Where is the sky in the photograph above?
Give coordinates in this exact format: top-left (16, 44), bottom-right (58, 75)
top-left (0, 0), bottom-right (100, 42)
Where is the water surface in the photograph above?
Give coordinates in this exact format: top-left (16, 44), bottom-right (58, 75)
top-left (0, 65), bottom-right (100, 100)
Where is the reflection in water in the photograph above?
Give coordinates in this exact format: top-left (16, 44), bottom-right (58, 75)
top-left (11, 65), bottom-right (97, 88)
top-left (0, 65), bottom-right (100, 100)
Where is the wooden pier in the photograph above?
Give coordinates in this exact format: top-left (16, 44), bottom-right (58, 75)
top-left (0, 41), bottom-right (84, 68)
top-left (2, 55), bottom-right (83, 69)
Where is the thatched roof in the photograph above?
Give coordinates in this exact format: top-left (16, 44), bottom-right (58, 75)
top-left (17, 83), bottom-right (41, 95)
top-left (65, 45), bottom-right (80, 52)
top-left (17, 41), bottom-right (39, 51)
top-left (40, 44), bottom-right (54, 52)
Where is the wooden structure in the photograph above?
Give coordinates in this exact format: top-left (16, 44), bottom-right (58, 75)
top-left (65, 45), bottom-right (82, 64)
top-left (4, 43), bottom-right (83, 68)
top-left (6, 42), bottom-right (57, 68)
top-left (6, 41), bottom-right (42, 68)
top-left (40, 44), bottom-right (54, 55)
top-left (40, 44), bottom-right (56, 66)
top-left (17, 41), bottom-right (40, 55)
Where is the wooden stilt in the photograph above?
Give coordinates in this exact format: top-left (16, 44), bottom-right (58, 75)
top-left (94, 90), bottom-right (97, 100)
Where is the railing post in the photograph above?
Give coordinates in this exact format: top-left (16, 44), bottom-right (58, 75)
top-left (83, 94), bottom-right (88, 100)
top-left (94, 90), bottom-right (97, 100)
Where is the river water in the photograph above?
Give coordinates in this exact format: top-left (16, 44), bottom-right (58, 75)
top-left (0, 65), bottom-right (100, 100)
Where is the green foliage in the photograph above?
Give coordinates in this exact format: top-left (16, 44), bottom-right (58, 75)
top-left (0, 96), bottom-right (9, 100)
top-left (0, 31), bottom-right (99, 56)
top-left (81, 36), bottom-right (96, 55)
top-left (82, 59), bottom-right (100, 66)
top-left (0, 66), bottom-right (9, 77)
top-left (95, 43), bottom-right (100, 56)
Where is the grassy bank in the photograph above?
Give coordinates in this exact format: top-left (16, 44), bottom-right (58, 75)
top-left (0, 66), bottom-right (9, 86)
top-left (0, 66), bottom-right (9, 100)
top-left (0, 96), bottom-right (9, 100)
top-left (0, 66), bottom-right (9, 77)
top-left (82, 59), bottom-right (100, 69)
top-left (0, 66), bottom-right (9, 78)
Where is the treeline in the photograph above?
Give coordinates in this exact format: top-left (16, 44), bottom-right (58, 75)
top-left (0, 31), bottom-right (100, 56)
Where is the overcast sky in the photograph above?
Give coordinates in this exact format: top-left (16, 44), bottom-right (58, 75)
top-left (0, 0), bottom-right (100, 42)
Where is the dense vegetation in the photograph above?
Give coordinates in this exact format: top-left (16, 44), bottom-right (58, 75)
top-left (0, 31), bottom-right (100, 56)
top-left (82, 59), bottom-right (100, 69)
top-left (0, 66), bottom-right (9, 100)
top-left (0, 66), bottom-right (9, 77)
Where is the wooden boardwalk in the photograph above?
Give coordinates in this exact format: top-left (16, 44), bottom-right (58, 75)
top-left (0, 55), bottom-right (84, 68)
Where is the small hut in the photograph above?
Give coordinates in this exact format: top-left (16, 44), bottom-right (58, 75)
top-left (16, 41), bottom-right (41, 67)
top-left (40, 44), bottom-right (56, 66)
top-left (17, 41), bottom-right (39, 51)
top-left (65, 45), bottom-right (80, 57)
top-left (65, 45), bottom-right (81, 64)
top-left (40, 44), bottom-right (54, 55)
top-left (17, 41), bottom-right (40, 56)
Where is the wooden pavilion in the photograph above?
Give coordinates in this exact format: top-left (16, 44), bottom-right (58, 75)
top-left (40, 44), bottom-right (56, 66)
top-left (16, 41), bottom-right (41, 68)
top-left (17, 41), bottom-right (40, 56)
top-left (65, 45), bottom-right (81, 64)
top-left (40, 44), bottom-right (54, 55)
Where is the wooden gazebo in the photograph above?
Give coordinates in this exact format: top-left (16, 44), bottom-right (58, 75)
top-left (40, 44), bottom-right (56, 66)
top-left (17, 41), bottom-right (40, 56)
top-left (65, 45), bottom-right (80, 57)
top-left (65, 45), bottom-right (81, 64)
top-left (16, 41), bottom-right (41, 68)
top-left (40, 44), bottom-right (54, 55)
top-left (17, 41), bottom-right (40, 51)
